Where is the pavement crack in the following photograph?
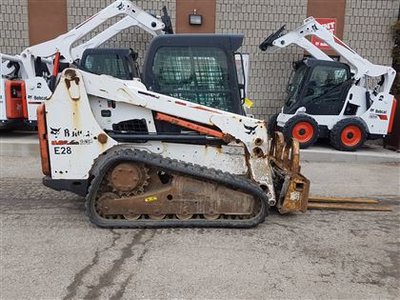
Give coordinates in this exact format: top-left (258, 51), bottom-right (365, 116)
top-left (83, 229), bottom-right (150, 300)
top-left (63, 229), bottom-right (122, 300)
top-left (107, 230), bottom-right (157, 300)
top-left (63, 248), bottom-right (101, 300)
top-left (109, 273), bottom-right (134, 300)
top-left (137, 248), bottom-right (148, 262)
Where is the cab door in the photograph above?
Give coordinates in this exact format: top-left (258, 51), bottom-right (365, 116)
top-left (150, 46), bottom-right (239, 113)
top-left (301, 64), bottom-right (351, 115)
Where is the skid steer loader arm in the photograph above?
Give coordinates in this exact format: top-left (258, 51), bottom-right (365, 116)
top-left (260, 17), bottom-right (396, 91)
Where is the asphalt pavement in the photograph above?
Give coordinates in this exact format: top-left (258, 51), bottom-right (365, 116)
top-left (0, 153), bottom-right (399, 299)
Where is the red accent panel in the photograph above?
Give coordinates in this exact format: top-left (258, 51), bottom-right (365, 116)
top-left (175, 101), bottom-right (187, 106)
top-left (5, 80), bottom-right (27, 119)
top-left (53, 52), bottom-right (61, 76)
top-left (388, 98), bottom-right (397, 134)
top-left (51, 140), bottom-right (68, 145)
top-left (155, 112), bottom-right (224, 139)
top-left (378, 114), bottom-right (388, 120)
top-left (37, 104), bottom-right (50, 175)
top-left (193, 106), bottom-right (220, 114)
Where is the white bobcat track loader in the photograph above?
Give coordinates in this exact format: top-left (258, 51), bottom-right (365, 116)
top-left (0, 0), bottom-right (167, 129)
top-left (37, 67), bottom-right (310, 228)
top-left (260, 17), bottom-right (397, 151)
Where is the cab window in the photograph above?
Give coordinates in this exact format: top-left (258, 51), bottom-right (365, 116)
top-left (303, 64), bottom-right (351, 115)
top-left (82, 54), bottom-right (129, 80)
top-left (152, 47), bottom-right (234, 112)
top-left (304, 65), bottom-right (349, 102)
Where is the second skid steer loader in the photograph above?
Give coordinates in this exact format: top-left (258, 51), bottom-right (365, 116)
top-left (260, 17), bottom-right (397, 151)
top-left (37, 66), bottom-right (310, 228)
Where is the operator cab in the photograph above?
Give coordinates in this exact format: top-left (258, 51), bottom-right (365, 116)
top-left (79, 48), bottom-right (140, 80)
top-left (142, 34), bottom-right (247, 116)
top-left (283, 58), bottom-right (352, 115)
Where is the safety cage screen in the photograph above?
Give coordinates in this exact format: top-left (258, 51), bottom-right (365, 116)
top-left (151, 47), bottom-right (234, 112)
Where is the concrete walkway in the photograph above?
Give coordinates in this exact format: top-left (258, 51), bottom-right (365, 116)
top-left (0, 132), bottom-right (39, 157)
top-left (301, 141), bottom-right (400, 163)
top-left (1, 131), bottom-right (399, 163)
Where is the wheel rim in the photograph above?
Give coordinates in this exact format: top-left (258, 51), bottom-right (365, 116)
top-left (176, 213), bottom-right (193, 220)
top-left (123, 213), bottom-right (141, 220)
top-left (148, 214), bottom-right (166, 220)
top-left (203, 213), bottom-right (220, 220)
top-left (292, 122), bottom-right (314, 143)
top-left (341, 125), bottom-right (362, 147)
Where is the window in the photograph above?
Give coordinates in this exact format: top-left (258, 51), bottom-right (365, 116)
top-left (286, 64), bottom-right (308, 107)
top-left (303, 65), bottom-right (349, 102)
top-left (303, 64), bottom-right (351, 115)
top-left (82, 54), bottom-right (129, 80)
top-left (152, 47), bottom-right (234, 112)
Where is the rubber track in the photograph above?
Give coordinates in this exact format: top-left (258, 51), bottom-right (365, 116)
top-left (85, 146), bottom-right (269, 228)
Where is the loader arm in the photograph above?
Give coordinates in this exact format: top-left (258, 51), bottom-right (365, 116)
top-left (16, 0), bottom-right (165, 78)
top-left (70, 16), bottom-right (156, 61)
top-left (71, 9), bottom-right (171, 61)
top-left (260, 17), bottom-right (396, 94)
top-left (1, 54), bottom-right (22, 78)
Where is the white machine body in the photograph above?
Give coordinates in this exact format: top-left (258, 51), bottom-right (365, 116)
top-left (276, 89), bottom-right (396, 135)
top-left (44, 69), bottom-right (276, 201)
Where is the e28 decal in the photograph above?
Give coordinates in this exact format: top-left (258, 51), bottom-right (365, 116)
top-left (54, 146), bottom-right (72, 155)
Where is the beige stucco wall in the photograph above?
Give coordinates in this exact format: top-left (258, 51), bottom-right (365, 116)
top-left (343, 0), bottom-right (398, 66)
top-left (0, 0), bottom-right (29, 54)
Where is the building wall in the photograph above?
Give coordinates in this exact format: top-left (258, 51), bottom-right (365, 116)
top-left (176, 0), bottom-right (216, 33)
top-left (344, 0), bottom-right (399, 66)
top-left (28, 0), bottom-right (68, 45)
top-left (0, 0), bottom-right (398, 120)
top-left (0, 0), bottom-right (29, 54)
top-left (215, 0), bottom-right (308, 119)
top-left (66, 0), bottom-right (176, 66)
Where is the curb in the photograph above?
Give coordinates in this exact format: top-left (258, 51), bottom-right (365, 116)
top-left (0, 134), bottom-right (39, 157)
top-left (301, 147), bottom-right (400, 163)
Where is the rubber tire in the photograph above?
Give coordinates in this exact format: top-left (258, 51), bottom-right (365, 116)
top-left (267, 113), bottom-right (279, 136)
top-left (329, 118), bottom-right (367, 151)
top-left (282, 114), bottom-right (319, 149)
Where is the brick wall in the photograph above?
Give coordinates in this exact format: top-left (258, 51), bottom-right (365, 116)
top-left (66, 0), bottom-right (176, 66)
top-left (343, 0), bottom-right (399, 66)
top-left (215, 0), bottom-right (308, 120)
top-left (0, 0), bottom-right (29, 54)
